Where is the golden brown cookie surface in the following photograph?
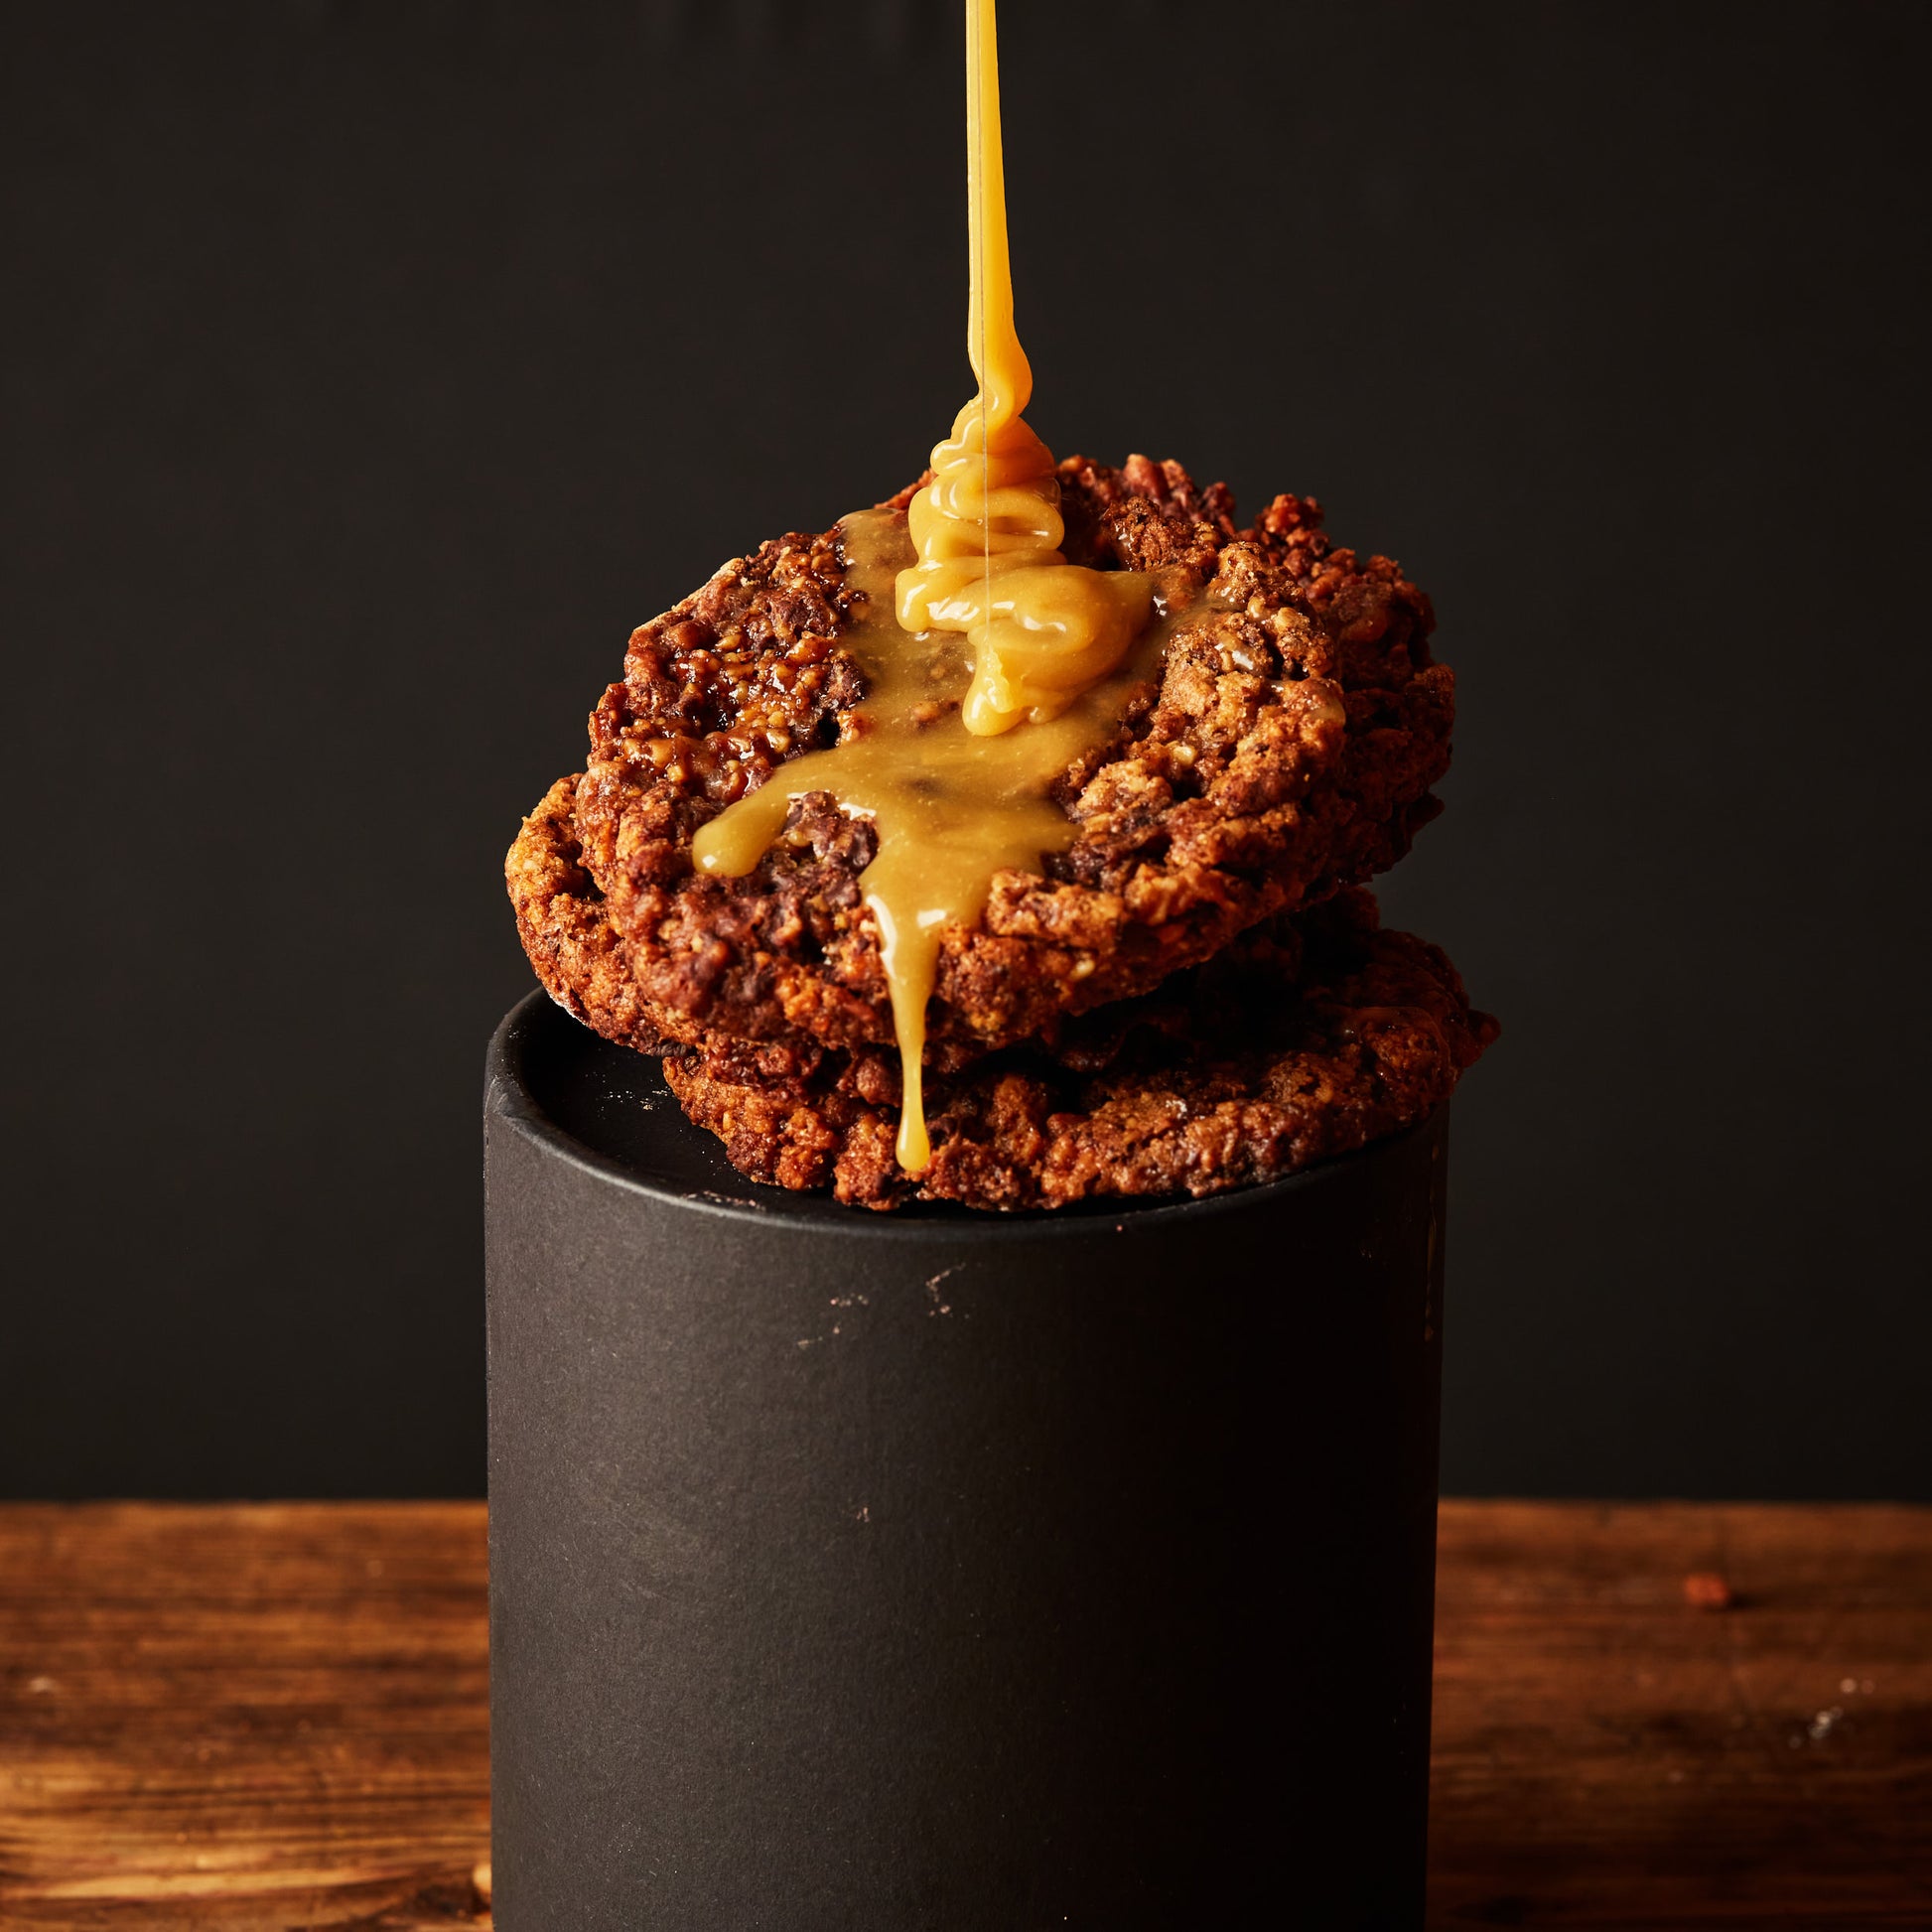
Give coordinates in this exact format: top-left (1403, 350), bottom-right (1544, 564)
top-left (658, 890), bottom-right (1497, 1211)
top-left (508, 457), bottom-right (1453, 1067)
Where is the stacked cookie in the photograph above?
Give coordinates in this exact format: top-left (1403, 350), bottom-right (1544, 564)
top-left (507, 457), bottom-right (1494, 1210)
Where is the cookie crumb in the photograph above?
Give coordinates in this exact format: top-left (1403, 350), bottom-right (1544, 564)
top-left (1683, 1571), bottom-right (1732, 1611)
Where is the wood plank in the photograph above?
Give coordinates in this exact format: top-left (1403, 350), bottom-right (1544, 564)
top-left (0, 1504), bottom-right (490, 1929)
top-left (1431, 1501), bottom-right (1932, 1927)
top-left (0, 1501), bottom-right (1927, 1928)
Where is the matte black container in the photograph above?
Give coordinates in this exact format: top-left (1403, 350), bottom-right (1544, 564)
top-left (485, 991), bottom-right (1449, 1929)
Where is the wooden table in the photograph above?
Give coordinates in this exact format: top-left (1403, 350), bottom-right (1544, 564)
top-left (1, 1503), bottom-right (1926, 1929)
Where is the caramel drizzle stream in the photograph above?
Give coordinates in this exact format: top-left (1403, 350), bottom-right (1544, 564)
top-left (693, 0), bottom-right (1161, 1175)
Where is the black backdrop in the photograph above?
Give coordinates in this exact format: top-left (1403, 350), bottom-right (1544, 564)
top-left (5, 0), bottom-right (1927, 1500)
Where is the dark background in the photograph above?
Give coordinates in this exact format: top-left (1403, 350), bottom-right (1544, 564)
top-left (5, 0), bottom-right (1926, 1500)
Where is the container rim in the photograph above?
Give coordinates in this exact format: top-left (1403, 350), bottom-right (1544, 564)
top-left (487, 989), bottom-right (1443, 1243)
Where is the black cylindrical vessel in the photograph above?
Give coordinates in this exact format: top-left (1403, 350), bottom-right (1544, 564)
top-left (485, 991), bottom-right (1449, 1929)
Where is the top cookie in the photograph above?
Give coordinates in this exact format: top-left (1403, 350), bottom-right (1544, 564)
top-left (508, 456), bottom-right (1452, 1068)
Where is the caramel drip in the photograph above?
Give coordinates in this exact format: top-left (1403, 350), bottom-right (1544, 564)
top-left (692, 0), bottom-right (1164, 1176)
top-left (693, 514), bottom-right (1182, 1173)
top-left (896, 0), bottom-right (1152, 736)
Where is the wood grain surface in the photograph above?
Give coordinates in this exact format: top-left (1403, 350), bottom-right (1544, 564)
top-left (0, 1501), bottom-right (1925, 1929)
top-left (1432, 1502), bottom-right (1931, 1928)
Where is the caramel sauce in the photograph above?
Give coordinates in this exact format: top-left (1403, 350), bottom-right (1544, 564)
top-left (693, 0), bottom-right (1165, 1174)
top-left (895, 0), bottom-right (1152, 738)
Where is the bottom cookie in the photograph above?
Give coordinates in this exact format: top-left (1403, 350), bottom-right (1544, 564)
top-left (663, 890), bottom-right (1496, 1212)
